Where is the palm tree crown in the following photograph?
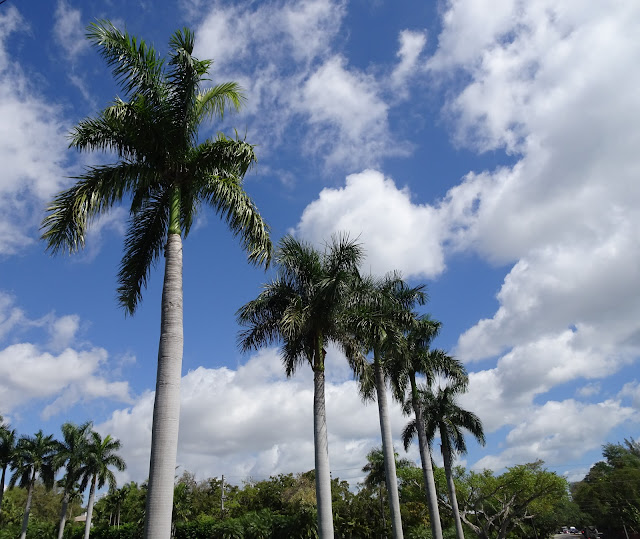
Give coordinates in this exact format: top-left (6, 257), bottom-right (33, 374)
top-left (41, 21), bottom-right (271, 314)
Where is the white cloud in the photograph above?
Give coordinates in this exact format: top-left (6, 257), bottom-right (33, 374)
top-left (391, 30), bottom-right (427, 93)
top-left (295, 169), bottom-right (445, 278)
top-left (191, 0), bottom-right (408, 169)
top-left (471, 399), bottom-right (636, 471)
top-left (47, 314), bottom-right (81, 351)
top-left (53, 0), bottom-right (89, 60)
top-left (0, 6), bottom-right (72, 255)
top-left (99, 347), bottom-right (410, 486)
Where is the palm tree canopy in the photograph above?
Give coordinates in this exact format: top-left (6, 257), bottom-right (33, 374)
top-left (402, 382), bottom-right (485, 455)
top-left (41, 20), bottom-right (271, 314)
top-left (362, 446), bottom-right (415, 490)
top-left (55, 421), bottom-right (92, 488)
top-left (78, 431), bottom-right (126, 493)
top-left (9, 430), bottom-right (58, 489)
top-left (237, 234), bottom-right (365, 374)
top-left (0, 423), bottom-right (16, 470)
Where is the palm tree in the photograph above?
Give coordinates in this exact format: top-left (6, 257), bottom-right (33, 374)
top-left (403, 382), bottom-right (485, 539)
top-left (41, 21), bottom-right (271, 539)
top-left (9, 430), bottom-right (58, 539)
top-left (347, 274), bottom-right (426, 539)
top-left (395, 318), bottom-right (467, 539)
top-left (237, 234), bottom-right (365, 539)
top-left (54, 421), bottom-right (92, 539)
top-left (362, 446), bottom-right (415, 536)
top-left (0, 420), bottom-right (16, 519)
top-left (77, 430), bottom-right (126, 539)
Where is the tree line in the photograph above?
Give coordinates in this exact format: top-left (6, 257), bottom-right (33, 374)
top-left (0, 417), bottom-right (125, 539)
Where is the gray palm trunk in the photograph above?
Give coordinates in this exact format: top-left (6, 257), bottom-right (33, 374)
top-left (19, 470), bottom-right (36, 539)
top-left (411, 378), bottom-right (443, 539)
top-left (57, 493), bottom-right (69, 539)
top-left (443, 443), bottom-right (465, 539)
top-left (374, 356), bottom-right (404, 539)
top-left (314, 365), bottom-right (335, 539)
top-left (144, 232), bottom-right (184, 539)
top-left (0, 466), bottom-right (5, 518)
top-left (84, 475), bottom-right (98, 539)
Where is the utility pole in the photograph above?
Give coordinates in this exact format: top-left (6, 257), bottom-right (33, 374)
top-left (221, 475), bottom-right (226, 517)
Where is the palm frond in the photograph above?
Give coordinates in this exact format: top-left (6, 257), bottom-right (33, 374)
top-left (196, 82), bottom-right (246, 121)
top-left (87, 20), bottom-right (165, 101)
top-left (41, 162), bottom-right (151, 254)
top-left (117, 190), bottom-right (170, 314)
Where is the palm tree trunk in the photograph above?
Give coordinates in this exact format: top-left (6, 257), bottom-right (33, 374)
top-left (57, 492), bottom-right (69, 539)
top-left (0, 466), bottom-right (5, 518)
top-left (19, 471), bottom-right (36, 539)
top-left (144, 230), bottom-right (184, 539)
top-left (410, 373), bottom-right (443, 539)
top-left (84, 475), bottom-right (98, 539)
top-left (314, 342), bottom-right (334, 539)
top-left (443, 443), bottom-right (465, 539)
top-left (374, 355), bottom-right (404, 539)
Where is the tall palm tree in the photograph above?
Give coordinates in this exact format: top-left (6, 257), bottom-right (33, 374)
top-left (41, 21), bottom-right (271, 539)
top-left (0, 420), bottom-right (16, 519)
top-left (54, 421), bottom-right (92, 539)
top-left (9, 430), bottom-right (58, 539)
top-left (77, 430), bottom-right (126, 539)
top-left (347, 274), bottom-right (426, 539)
top-left (237, 234), bottom-right (365, 539)
top-left (395, 318), bottom-right (467, 539)
top-left (403, 382), bottom-right (485, 539)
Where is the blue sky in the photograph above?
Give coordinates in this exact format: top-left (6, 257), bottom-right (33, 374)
top-left (1, 0), bottom-right (639, 488)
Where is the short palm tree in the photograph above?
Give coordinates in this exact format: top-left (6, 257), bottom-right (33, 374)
top-left (54, 421), bottom-right (92, 539)
top-left (403, 382), bottom-right (485, 539)
top-left (9, 430), bottom-right (58, 539)
top-left (77, 430), bottom-right (126, 539)
top-left (0, 420), bottom-right (17, 518)
top-left (395, 318), bottom-right (467, 539)
top-left (41, 21), bottom-right (271, 539)
top-left (347, 274), bottom-right (426, 539)
top-left (237, 234), bottom-right (365, 539)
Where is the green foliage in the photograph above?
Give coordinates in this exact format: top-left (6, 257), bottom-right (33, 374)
top-left (573, 438), bottom-right (640, 537)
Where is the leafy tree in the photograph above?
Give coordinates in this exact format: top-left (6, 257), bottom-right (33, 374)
top-left (347, 274), bottom-right (425, 539)
top-left (396, 316), bottom-right (467, 539)
top-left (41, 20), bottom-right (271, 539)
top-left (403, 380), bottom-right (485, 539)
top-left (54, 421), bottom-right (92, 539)
top-left (77, 430), bottom-right (126, 539)
top-left (453, 461), bottom-right (568, 539)
top-left (573, 438), bottom-right (640, 537)
top-left (0, 419), bottom-right (16, 518)
top-left (9, 430), bottom-right (58, 539)
top-left (238, 235), bottom-right (364, 538)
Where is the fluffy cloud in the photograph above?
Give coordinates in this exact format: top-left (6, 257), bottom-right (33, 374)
top-left (99, 347), bottom-right (411, 486)
top-left (53, 0), bottom-right (89, 60)
top-left (391, 30), bottom-right (427, 93)
top-left (0, 293), bottom-right (132, 419)
top-left (191, 0), bottom-right (409, 169)
top-left (295, 169), bottom-right (446, 278)
top-left (0, 6), bottom-right (72, 255)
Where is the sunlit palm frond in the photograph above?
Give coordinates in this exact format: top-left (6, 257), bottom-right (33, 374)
top-left (41, 162), bottom-right (152, 254)
top-left (117, 190), bottom-right (170, 314)
top-left (196, 82), bottom-right (246, 121)
top-left (87, 20), bottom-right (165, 101)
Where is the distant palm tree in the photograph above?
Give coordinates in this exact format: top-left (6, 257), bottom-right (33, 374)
top-left (10, 430), bottom-right (58, 539)
top-left (41, 21), bottom-right (271, 539)
top-left (403, 382), bottom-right (485, 539)
top-left (396, 318), bottom-right (467, 539)
top-left (54, 421), bottom-right (92, 539)
top-left (238, 235), bottom-right (365, 539)
top-left (0, 420), bottom-right (17, 518)
top-left (347, 274), bottom-right (425, 539)
top-left (78, 431), bottom-right (126, 539)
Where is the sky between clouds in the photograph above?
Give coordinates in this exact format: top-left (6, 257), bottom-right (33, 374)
top-left (0, 0), bottom-right (639, 487)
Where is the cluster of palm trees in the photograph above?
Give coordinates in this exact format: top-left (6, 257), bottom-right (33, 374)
top-left (237, 235), bottom-right (485, 539)
top-left (0, 417), bottom-right (125, 539)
